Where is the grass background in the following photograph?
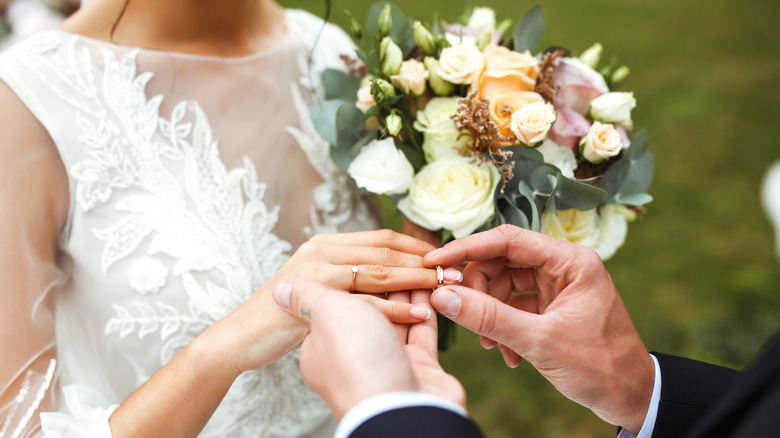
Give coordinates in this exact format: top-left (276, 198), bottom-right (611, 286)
top-left (281, 0), bottom-right (780, 435)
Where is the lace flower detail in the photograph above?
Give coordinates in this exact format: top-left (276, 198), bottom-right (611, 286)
top-left (126, 256), bottom-right (168, 295)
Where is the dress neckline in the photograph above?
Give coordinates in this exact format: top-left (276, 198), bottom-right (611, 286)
top-left (50, 10), bottom-right (295, 64)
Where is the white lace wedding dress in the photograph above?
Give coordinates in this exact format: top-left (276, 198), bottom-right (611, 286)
top-left (0, 9), bottom-right (377, 438)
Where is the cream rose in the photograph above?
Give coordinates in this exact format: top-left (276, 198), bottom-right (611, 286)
top-left (347, 137), bottom-right (414, 195)
top-left (414, 97), bottom-right (470, 161)
top-left (467, 7), bottom-right (497, 31)
top-left (510, 101), bottom-right (556, 146)
top-left (488, 91), bottom-right (544, 139)
top-left (589, 92), bottom-right (637, 125)
top-left (391, 59), bottom-right (429, 96)
top-left (580, 121), bottom-right (622, 163)
top-left (478, 45), bottom-right (540, 98)
top-left (356, 79), bottom-right (377, 113)
top-left (540, 205), bottom-right (635, 260)
top-left (437, 44), bottom-right (486, 86)
top-left (398, 156), bottom-right (499, 238)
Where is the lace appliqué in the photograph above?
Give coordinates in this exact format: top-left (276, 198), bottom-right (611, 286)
top-left (11, 32), bottom-right (331, 437)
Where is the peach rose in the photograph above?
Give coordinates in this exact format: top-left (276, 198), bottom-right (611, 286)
top-left (580, 122), bottom-right (622, 163)
top-left (510, 101), bottom-right (556, 146)
top-left (478, 45), bottom-right (540, 98)
top-left (488, 91), bottom-right (544, 139)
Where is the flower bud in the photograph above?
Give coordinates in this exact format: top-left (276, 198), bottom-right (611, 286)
top-left (386, 112), bottom-right (403, 136)
top-left (371, 78), bottom-right (396, 103)
top-left (475, 30), bottom-right (492, 51)
top-left (610, 65), bottom-right (630, 87)
top-left (495, 18), bottom-right (513, 38)
top-left (377, 4), bottom-right (393, 38)
top-left (423, 57), bottom-right (456, 96)
top-left (579, 43), bottom-right (603, 69)
top-left (347, 12), bottom-right (363, 40)
top-left (413, 21), bottom-right (436, 55)
top-left (380, 37), bottom-right (403, 77)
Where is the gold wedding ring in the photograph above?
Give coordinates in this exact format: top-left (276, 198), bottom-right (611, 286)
top-left (436, 265), bottom-right (444, 288)
top-left (349, 265), bottom-right (359, 293)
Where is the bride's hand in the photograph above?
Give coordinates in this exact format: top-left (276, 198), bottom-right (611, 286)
top-left (203, 229), bottom-right (462, 374)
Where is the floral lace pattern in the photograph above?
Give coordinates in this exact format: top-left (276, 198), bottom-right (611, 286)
top-left (0, 10), bottom-right (371, 435)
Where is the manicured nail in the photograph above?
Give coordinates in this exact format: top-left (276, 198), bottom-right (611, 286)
top-left (432, 289), bottom-right (461, 318)
top-left (426, 248), bottom-right (443, 258)
top-left (410, 306), bottom-right (431, 320)
top-left (273, 281), bottom-right (292, 309)
top-left (443, 268), bottom-right (463, 283)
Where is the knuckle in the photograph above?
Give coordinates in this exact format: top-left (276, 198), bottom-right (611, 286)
top-left (377, 228), bottom-right (398, 244)
top-left (365, 264), bottom-right (391, 283)
top-left (378, 247), bottom-right (401, 266)
top-left (473, 299), bottom-right (499, 336)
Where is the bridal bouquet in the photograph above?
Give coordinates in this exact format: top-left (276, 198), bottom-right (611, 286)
top-left (312, 3), bottom-right (654, 261)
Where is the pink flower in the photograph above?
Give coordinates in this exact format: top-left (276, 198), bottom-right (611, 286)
top-left (552, 57), bottom-right (609, 116)
top-left (617, 127), bottom-right (632, 149)
top-left (444, 23), bottom-right (503, 46)
top-left (549, 109), bottom-right (591, 149)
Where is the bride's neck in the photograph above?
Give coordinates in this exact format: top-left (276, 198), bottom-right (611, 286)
top-left (60, 0), bottom-right (286, 57)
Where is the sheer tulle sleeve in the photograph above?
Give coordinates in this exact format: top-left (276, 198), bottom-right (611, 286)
top-left (0, 82), bottom-right (69, 438)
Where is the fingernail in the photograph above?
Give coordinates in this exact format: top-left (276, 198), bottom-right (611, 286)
top-left (273, 281), bottom-right (292, 309)
top-left (432, 289), bottom-right (461, 318)
top-left (443, 268), bottom-right (463, 283)
top-left (410, 306), bottom-right (431, 320)
top-left (426, 248), bottom-right (443, 258)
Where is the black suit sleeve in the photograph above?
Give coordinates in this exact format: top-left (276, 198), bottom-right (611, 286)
top-left (348, 406), bottom-right (484, 438)
top-left (650, 352), bottom-right (741, 438)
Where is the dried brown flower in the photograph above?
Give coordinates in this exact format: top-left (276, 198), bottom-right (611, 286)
top-left (535, 50), bottom-right (564, 103)
top-left (451, 91), bottom-right (516, 192)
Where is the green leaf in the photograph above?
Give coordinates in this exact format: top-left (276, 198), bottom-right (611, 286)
top-left (310, 100), bottom-right (345, 146)
top-left (601, 130), bottom-right (655, 205)
top-left (395, 141), bottom-right (425, 172)
top-left (513, 5), bottom-right (544, 53)
top-left (516, 181), bottom-right (541, 232)
top-left (321, 69), bottom-right (361, 103)
top-left (550, 174), bottom-right (607, 212)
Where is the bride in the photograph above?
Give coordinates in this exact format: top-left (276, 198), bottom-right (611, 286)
top-left (0, 0), bottom-right (449, 436)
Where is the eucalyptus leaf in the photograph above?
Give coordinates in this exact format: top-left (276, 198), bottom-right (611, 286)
top-left (321, 69), bottom-right (361, 103)
top-left (551, 174), bottom-right (607, 212)
top-left (310, 100), bottom-right (345, 146)
top-left (500, 198), bottom-right (531, 230)
top-left (395, 141), bottom-right (425, 172)
top-left (334, 102), bottom-right (367, 150)
top-left (516, 181), bottom-right (541, 232)
top-left (601, 130), bottom-right (655, 205)
top-left (513, 5), bottom-right (544, 54)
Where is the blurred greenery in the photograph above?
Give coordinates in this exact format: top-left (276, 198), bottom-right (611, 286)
top-left (282, 0), bottom-right (780, 435)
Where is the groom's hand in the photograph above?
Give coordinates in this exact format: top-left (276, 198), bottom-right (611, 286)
top-left (423, 225), bottom-right (654, 434)
top-left (272, 279), bottom-right (464, 419)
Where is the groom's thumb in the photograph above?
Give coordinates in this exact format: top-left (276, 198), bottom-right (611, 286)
top-left (432, 285), bottom-right (538, 352)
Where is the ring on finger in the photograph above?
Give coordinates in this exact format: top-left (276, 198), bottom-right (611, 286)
top-left (349, 265), bottom-right (359, 293)
top-left (436, 265), bottom-right (444, 288)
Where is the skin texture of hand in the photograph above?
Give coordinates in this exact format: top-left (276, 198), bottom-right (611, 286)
top-left (273, 278), bottom-right (465, 419)
top-left (423, 225), bottom-right (654, 434)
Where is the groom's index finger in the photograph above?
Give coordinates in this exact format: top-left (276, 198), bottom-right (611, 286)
top-left (423, 225), bottom-right (549, 268)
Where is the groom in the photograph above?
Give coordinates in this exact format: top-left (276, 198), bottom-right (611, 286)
top-left (274, 222), bottom-right (780, 437)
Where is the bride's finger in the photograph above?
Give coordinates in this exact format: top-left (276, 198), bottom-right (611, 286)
top-left (388, 291), bottom-right (412, 342)
top-left (340, 265), bottom-right (462, 293)
top-left (307, 229), bottom-right (436, 257)
top-left (304, 243), bottom-right (428, 268)
top-left (354, 293), bottom-right (431, 324)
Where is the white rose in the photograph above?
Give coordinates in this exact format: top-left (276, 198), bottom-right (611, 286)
top-left (391, 59), bottom-right (429, 96)
top-left (467, 7), bottom-right (497, 31)
top-left (398, 156), bottom-right (499, 238)
top-left (414, 97), bottom-right (470, 161)
top-left (437, 44), bottom-right (486, 86)
top-left (540, 204), bottom-right (636, 261)
top-left (589, 92), bottom-right (637, 125)
top-left (510, 101), bottom-right (557, 146)
top-left (356, 80), bottom-right (377, 113)
top-left (347, 137), bottom-right (414, 195)
top-left (580, 122), bottom-right (622, 163)
top-left (537, 139), bottom-right (577, 178)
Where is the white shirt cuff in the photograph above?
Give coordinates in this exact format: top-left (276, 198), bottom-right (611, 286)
top-left (617, 353), bottom-right (662, 438)
top-left (334, 392), bottom-right (467, 438)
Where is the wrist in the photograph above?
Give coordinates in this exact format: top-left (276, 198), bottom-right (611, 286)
top-left (187, 326), bottom-right (244, 384)
top-left (604, 351), bottom-right (655, 434)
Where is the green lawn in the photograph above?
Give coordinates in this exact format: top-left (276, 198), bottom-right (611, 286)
top-left (281, 0), bottom-right (780, 435)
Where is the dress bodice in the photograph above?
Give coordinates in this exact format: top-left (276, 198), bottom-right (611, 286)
top-left (0, 9), bottom-right (377, 438)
